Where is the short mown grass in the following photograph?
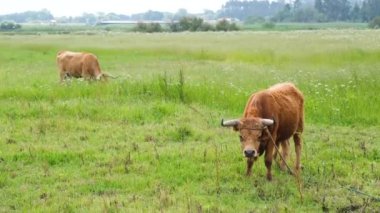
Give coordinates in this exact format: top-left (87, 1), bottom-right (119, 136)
top-left (0, 30), bottom-right (379, 211)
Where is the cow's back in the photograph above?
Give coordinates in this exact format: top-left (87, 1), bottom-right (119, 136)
top-left (57, 51), bottom-right (84, 77)
top-left (57, 51), bottom-right (101, 78)
top-left (244, 83), bottom-right (304, 141)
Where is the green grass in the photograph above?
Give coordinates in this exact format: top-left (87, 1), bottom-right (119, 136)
top-left (0, 30), bottom-right (379, 211)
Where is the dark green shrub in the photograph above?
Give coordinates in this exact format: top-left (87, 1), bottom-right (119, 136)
top-left (199, 22), bottom-right (215, 31)
top-left (189, 17), bottom-right (203, 31)
top-left (168, 22), bottom-right (181, 32)
top-left (215, 19), bottom-right (239, 31)
top-left (216, 19), bottom-right (229, 31)
top-left (169, 17), bottom-right (238, 32)
top-left (134, 22), bottom-right (162, 33)
top-left (262, 21), bottom-right (275, 29)
top-left (369, 16), bottom-right (380, 29)
top-left (178, 16), bottom-right (204, 31)
top-left (146, 23), bottom-right (162, 33)
top-left (0, 22), bottom-right (21, 31)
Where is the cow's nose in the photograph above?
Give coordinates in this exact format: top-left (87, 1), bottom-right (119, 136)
top-left (244, 150), bottom-right (255, 158)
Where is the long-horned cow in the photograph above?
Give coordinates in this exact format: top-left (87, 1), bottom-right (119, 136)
top-left (56, 51), bottom-right (112, 82)
top-left (221, 83), bottom-right (304, 181)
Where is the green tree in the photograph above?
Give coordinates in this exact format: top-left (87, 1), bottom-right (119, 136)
top-left (315, 0), bottom-right (324, 13)
top-left (314, 0), bottom-right (351, 21)
top-left (215, 19), bottom-right (239, 31)
top-left (0, 22), bottom-right (21, 30)
top-left (369, 16), bottom-right (380, 28)
top-left (351, 3), bottom-right (362, 21)
top-left (0, 9), bottom-right (53, 23)
top-left (361, 0), bottom-right (380, 21)
top-left (134, 22), bottom-right (162, 33)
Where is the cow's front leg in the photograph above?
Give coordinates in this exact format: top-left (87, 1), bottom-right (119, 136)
top-left (59, 71), bottom-right (66, 83)
top-left (246, 159), bottom-right (254, 176)
top-left (265, 142), bottom-right (274, 181)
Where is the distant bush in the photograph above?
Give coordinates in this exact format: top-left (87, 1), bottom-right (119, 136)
top-left (369, 16), bottom-right (380, 29)
top-left (262, 21), bottom-right (276, 29)
top-left (215, 19), bottom-right (239, 31)
top-left (199, 22), bottom-right (215, 31)
top-left (168, 22), bottom-right (181, 32)
top-left (179, 17), bottom-right (196, 31)
top-left (0, 22), bottom-right (21, 31)
top-left (134, 22), bottom-right (162, 33)
top-left (170, 17), bottom-right (204, 31)
top-left (169, 17), bottom-right (238, 32)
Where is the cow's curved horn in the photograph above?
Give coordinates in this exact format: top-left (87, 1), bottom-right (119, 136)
top-left (221, 119), bottom-right (240, 127)
top-left (96, 73), bottom-right (103, 80)
top-left (261, 119), bottom-right (274, 126)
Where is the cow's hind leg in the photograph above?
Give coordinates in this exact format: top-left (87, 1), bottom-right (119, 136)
top-left (293, 133), bottom-right (302, 173)
top-left (279, 140), bottom-right (290, 171)
top-left (273, 140), bottom-right (288, 171)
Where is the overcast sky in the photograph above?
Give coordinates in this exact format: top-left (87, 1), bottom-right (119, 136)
top-left (0, 0), bottom-right (229, 16)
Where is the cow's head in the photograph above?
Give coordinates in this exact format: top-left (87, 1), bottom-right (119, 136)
top-left (96, 73), bottom-right (108, 81)
top-left (221, 118), bottom-right (274, 159)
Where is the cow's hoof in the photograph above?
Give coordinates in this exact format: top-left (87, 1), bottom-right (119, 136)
top-left (266, 174), bottom-right (272, 181)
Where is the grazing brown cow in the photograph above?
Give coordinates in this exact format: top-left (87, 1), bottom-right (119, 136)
top-left (56, 51), bottom-right (112, 82)
top-left (221, 82), bottom-right (304, 181)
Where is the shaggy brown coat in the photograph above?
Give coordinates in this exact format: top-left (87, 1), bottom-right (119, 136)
top-left (225, 82), bottom-right (304, 180)
top-left (56, 51), bottom-right (107, 82)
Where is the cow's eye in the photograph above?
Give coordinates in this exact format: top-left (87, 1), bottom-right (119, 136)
top-left (239, 135), bottom-right (244, 142)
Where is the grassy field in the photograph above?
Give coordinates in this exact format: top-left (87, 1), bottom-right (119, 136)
top-left (0, 30), bottom-right (379, 212)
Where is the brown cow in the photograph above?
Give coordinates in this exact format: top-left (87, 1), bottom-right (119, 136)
top-left (221, 82), bottom-right (304, 181)
top-left (56, 51), bottom-right (112, 82)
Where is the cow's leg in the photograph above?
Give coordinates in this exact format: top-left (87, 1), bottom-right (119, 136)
top-left (265, 135), bottom-right (276, 181)
top-left (265, 145), bottom-right (274, 181)
top-left (82, 68), bottom-right (91, 81)
top-left (279, 140), bottom-right (290, 171)
top-left (59, 69), bottom-right (67, 83)
top-left (294, 112), bottom-right (304, 173)
top-left (293, 133), bottom-right (302, 173)
top-left (246, 159), bottom-right (254, 176)
top-left (273, 141), bottom-right (280, 161)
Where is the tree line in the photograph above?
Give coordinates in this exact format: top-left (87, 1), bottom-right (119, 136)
top-left (232, 0), bottom-right (380, 23)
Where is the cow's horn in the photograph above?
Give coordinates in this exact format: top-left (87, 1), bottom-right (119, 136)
top-left (261, 119), bottom-right (274, 126)
top-left (221, 119), bottom-right (240, 127)
top-left (103, 73), bottom-right (118, 79)
top-left (96, 73), bottom-right (103, 80)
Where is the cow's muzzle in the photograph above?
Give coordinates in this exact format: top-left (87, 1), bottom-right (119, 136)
top-left (244, 149), bottom-right (257, 158)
